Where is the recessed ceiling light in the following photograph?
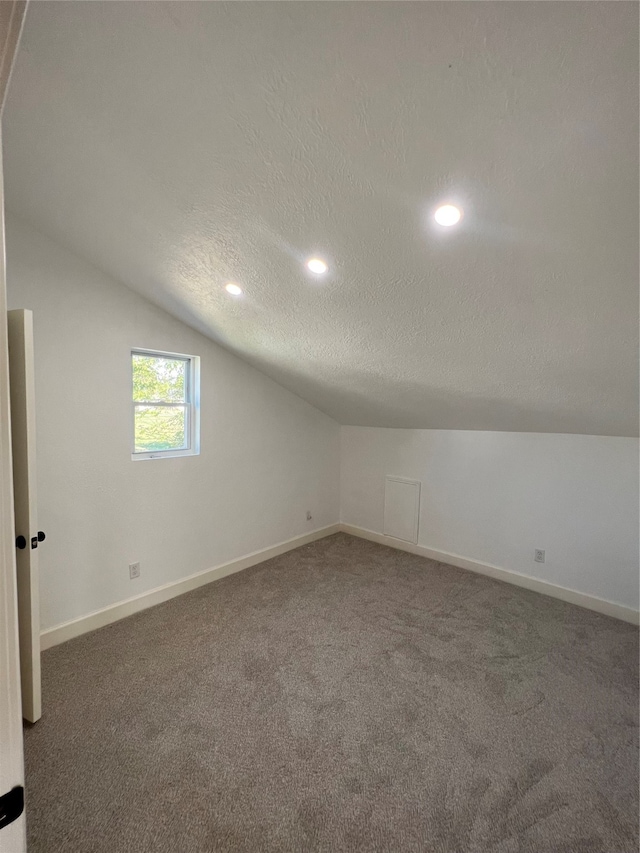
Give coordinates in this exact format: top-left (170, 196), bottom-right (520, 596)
top-left (306, 258), bottom-right (328, 275)
top-left (434, 204), bottom-right (462, 227)
top-left (225, 283), bottom-right (242, 296)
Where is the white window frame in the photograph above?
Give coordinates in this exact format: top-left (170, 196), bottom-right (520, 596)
top-left (131, 348), bottom-right (200, 461)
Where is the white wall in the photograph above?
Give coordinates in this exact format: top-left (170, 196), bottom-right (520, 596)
top-left (341, 427), bottom-right (639, 610)
top-left (6, 217), bottom-right (340, 631)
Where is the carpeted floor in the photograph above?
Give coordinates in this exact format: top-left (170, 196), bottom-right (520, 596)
top-left (24, 533), bottom-right (638, 853)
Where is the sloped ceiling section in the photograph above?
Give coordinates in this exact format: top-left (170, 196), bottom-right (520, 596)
top-left (4, 2), bottom-right (638, 435)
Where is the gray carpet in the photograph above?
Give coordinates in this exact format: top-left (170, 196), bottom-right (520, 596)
top-left (24, 533), bottom-right (639, 853)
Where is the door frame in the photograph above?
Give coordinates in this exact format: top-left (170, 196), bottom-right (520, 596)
top-left (0, 4), bottom-right (29, 852)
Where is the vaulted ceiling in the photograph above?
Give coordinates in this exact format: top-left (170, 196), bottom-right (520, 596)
top-left (4, 1), bottom-right (638, 435)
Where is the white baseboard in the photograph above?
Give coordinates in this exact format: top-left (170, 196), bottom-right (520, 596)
top-left (340, 523), bottom-right (640, 626)
top-left (41, 521), bottom-right (638, 649)
top-left (41, 524), bottom-right (340, 651)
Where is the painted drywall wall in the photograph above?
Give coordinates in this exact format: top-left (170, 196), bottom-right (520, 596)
top-left (341, 427), bottom-right (639, 610)
top-left (6, 217), bottom-right (340, 631)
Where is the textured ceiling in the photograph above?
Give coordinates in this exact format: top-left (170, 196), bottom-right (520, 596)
top-left (4, 1), bottom-right (639, 435)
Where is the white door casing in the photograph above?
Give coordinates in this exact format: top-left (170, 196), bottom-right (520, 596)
top-left (0, 3), bottom-right (28, 851)
top-left (0, 154), bottom-right (26, 852)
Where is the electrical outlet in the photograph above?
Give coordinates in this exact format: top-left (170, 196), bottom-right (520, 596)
top-left (534, 549), bottom-right (545, 564)
top-left (306, 511), bottom-right (312, 521)
top-left (129, 562), bottom-right (140, 579)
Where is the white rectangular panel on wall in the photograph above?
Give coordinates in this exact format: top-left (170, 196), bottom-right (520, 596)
top-left (383, 476), bottom-right (421, 544)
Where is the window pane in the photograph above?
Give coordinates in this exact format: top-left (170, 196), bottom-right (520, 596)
top-left (134, 405), bottom-right (188, 452)
top-left (132, 354), bottom-right (186, 403)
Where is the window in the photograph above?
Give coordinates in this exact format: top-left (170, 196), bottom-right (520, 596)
top-left (131, 349), bottom-right (200, 460)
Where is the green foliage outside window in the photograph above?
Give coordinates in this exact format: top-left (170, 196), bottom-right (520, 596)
top-left (133, 354), bottom-right (188, 452)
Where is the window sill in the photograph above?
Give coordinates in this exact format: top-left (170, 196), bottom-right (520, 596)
top-left (131, 448), bottom-right (199, 461)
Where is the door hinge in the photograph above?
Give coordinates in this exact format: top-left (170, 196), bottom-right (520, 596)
top-left (0, 786), bottom-right (24, 830)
